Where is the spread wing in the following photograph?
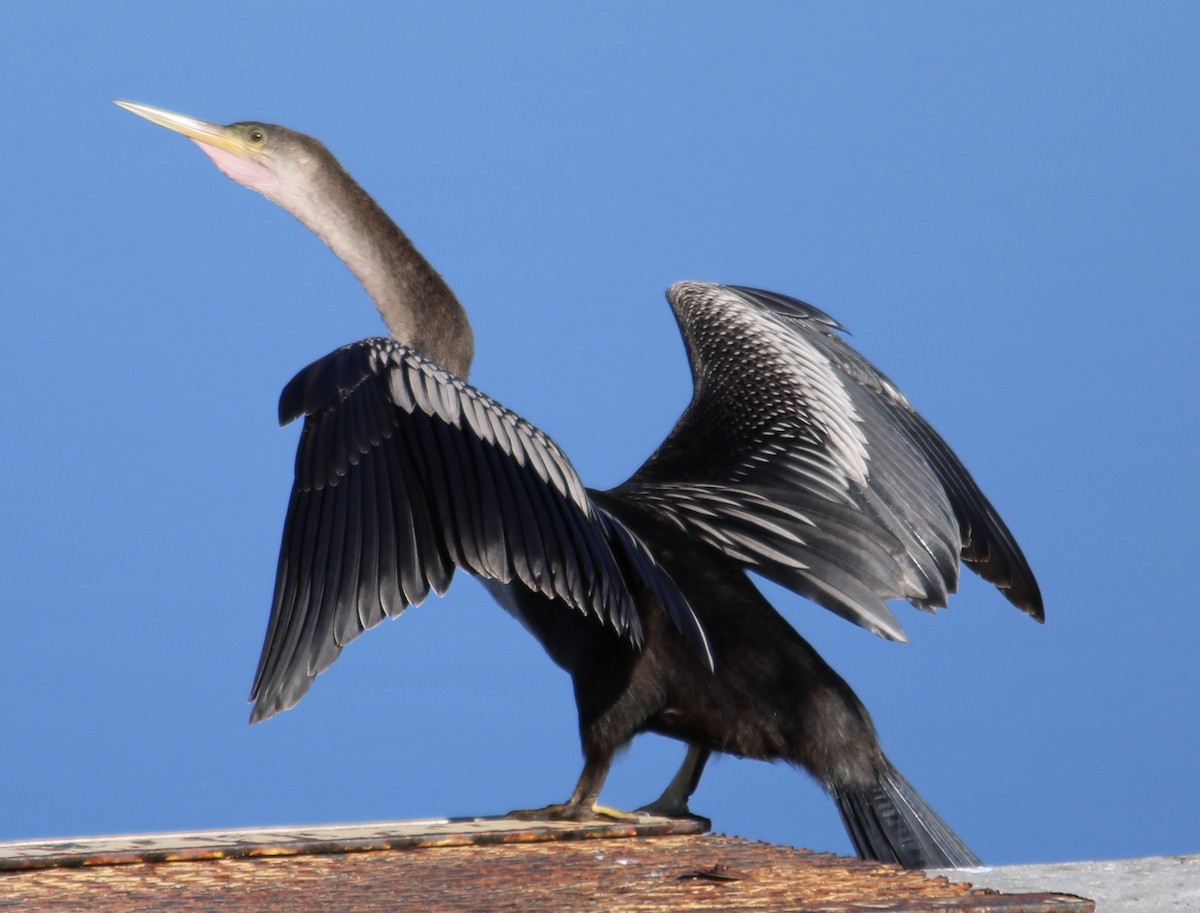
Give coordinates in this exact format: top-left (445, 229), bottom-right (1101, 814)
top-left (249, 338), bottom-right (709, 722)
top-left (614, 282), bottom-right (1042, 641)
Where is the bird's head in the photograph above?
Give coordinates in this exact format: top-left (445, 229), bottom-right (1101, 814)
top-left (114, 100), bottom-right (336, 213)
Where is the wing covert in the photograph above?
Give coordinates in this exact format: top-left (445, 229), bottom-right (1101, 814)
top-left (616, 282), bottom-right (1042, 639)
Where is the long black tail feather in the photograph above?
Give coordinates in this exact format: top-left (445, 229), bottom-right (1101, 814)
top-left (831, 765), bottom-right (981, 869)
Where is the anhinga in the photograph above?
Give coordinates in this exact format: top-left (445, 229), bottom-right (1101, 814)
top-left (117, 100), bottom-right (1043, 869)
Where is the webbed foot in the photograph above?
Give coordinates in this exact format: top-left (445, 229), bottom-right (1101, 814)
top-left (636, 744), bottom-right (713, 821)
top-left (635, 795), bottom-right (696, 817)
top-left (506, 802), bottom-right (639, 823)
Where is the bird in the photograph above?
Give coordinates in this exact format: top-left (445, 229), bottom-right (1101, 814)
top-left (116, 100), bottom-right (1043, 869)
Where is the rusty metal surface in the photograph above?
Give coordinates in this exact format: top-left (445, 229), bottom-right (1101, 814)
top-left (0, 814), bottom-right (706, 872)
top-left (0, 826), bottom-right (1093, 913)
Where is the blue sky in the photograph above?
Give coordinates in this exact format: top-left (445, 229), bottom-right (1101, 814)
top-left (2, 3), bottom-right (1197, 866)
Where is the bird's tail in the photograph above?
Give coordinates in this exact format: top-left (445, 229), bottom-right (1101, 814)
top-left (830, 764), bottom-right (981, 869)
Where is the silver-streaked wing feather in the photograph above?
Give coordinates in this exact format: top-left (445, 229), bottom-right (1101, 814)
top-left (249, 339), bottom-right (710, 722)
top-left (616, 282), bottom-right (1042, 641)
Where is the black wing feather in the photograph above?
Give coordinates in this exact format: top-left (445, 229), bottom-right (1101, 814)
top-left (249, 338), bottom-right (710, 722)
top-left (615, 282), bottom-right (1041, 641)
top-left (744, 284), bottom-right (1043, 619)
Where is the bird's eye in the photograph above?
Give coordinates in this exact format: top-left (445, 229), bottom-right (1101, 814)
top-left (247, 128), bottom-right (266, 144)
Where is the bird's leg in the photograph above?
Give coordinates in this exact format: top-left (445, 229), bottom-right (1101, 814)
top-left (636, 744), bottom-right (711, 817)
top-left (507, 751), bottom-right (638, 822)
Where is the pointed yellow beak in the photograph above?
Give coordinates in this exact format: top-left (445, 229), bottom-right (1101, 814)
top-left (114, 100), bottom-right (252, 158)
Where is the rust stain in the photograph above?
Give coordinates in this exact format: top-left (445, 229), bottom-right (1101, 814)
top-left (0, 825), bottom-right (1094, 913)
top-left (0, 815), bottom-right (707, 873)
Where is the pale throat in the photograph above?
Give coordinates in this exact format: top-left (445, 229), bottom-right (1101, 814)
top-left (193, 141), bottom-right (278, 193)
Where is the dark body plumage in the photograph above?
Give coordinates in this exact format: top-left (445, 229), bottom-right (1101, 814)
top-left (254, 283), bottom-right (1040, 869)
top-left (117, 102), bottom-right (1041, 870)
top-left (502, 498), bottom-right (978, 868)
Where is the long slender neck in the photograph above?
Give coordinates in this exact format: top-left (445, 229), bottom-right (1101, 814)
top-left (284, 156), bottom-right (475, 377)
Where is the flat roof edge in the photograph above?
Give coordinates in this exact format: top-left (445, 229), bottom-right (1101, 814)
top-left (0, 814), bottom-right (709, 872)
